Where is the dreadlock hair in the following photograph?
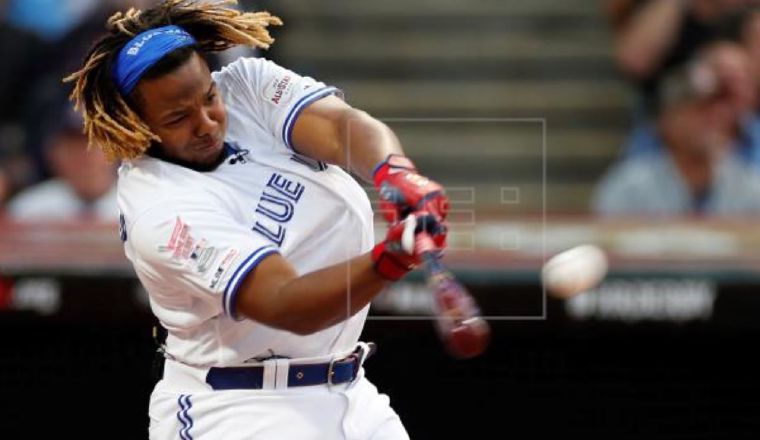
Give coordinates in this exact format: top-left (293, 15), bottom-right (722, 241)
top-left (64, 0), bottom-right (282, 161)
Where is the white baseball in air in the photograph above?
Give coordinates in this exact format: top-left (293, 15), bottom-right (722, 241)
top-left (542, 245), bottom-right (608, 299)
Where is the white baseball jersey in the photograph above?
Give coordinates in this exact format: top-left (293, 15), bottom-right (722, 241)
top-left (118, 57), bottom-right (375, 367)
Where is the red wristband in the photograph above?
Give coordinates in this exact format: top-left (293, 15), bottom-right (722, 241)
top-left (371, 242), bottom-right (413, 281)
top-left (372, 154), bottom-right (417, 188)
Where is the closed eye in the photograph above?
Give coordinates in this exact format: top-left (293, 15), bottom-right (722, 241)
top-left (165, 114), bottom-right (187, 126)
top-left (205, 82), bottom-right (218, 105)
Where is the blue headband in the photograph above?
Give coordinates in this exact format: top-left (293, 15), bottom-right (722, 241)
top-left (112, 25), bottom-right (197, 96)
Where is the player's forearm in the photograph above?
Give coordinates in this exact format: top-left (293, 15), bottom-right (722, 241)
top-left (290, 97), bottom-right (404, 178)
top-left (238, 253), bottom-right (389, 335)
top-left (273, 253), bottom-right (387, 334)
top-left (338, 109), bottom-right (404, 181)
top-left (615, 0), bottom-right (686, 79)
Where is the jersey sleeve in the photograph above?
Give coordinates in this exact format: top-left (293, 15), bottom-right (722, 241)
top-left (213, 57), bottom-right (342, 153)
top-left (127, 202), bottom-right (279, 321)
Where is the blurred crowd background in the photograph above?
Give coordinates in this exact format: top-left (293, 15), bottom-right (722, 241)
top-left (2, 1), bottom-right (760, 438)
top-left (4, 0), bottom-right (760, 218)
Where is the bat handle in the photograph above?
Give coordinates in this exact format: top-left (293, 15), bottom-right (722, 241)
top-left (415, 232), bottom-right (444, 271)
top-left (422, 251), bottom-right (446, 275)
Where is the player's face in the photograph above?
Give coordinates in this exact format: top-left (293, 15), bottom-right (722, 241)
top-left (136, 52), bottom-right (228, 167)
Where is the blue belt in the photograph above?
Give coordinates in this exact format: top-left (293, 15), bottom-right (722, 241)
top-left (205, 343), bottom-right (376, 390)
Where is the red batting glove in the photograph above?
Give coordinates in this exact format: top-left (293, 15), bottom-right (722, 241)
top-left (373, 155), bottom-right (450, 224)
top-left (372, 212), bottom-right (448, 280)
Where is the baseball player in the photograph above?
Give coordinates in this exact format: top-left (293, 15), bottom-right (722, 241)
top-left (64, 1), bottom-right (449, 439)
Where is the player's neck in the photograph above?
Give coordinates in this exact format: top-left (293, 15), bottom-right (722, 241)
top-left (147, 141), bottom-right (228, 172)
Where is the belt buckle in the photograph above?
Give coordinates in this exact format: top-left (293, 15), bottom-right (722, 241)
top-left (326, 356), bottom-right (339, 390)
top-left (350, 342), bottom-right (369, 381)
top-left (347, 342), bottom-right (375, 387)
top-left (327, 342), bottom-right (377, 390)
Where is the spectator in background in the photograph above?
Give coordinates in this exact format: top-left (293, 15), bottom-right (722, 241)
top-left (6, 107), bottom-right (117, 221)
top-left (593, 42), bottom-right (760, 216)
top-left (739, 7), bottom-right (760, 72)
top-left (15, 0), bottom-right (143, 187)
top-left (728, 6), bottom-right (760, 103)
top-left (0, 0), bottom-right (53, 206)
top-left (607, 0), bottom-right (754, 115)
top-left (607, 1), bottom-right (760, 169)
top-left (623, 34), bottom-right (760, 162)
top-left (0, 169), bottom-right (9, 205)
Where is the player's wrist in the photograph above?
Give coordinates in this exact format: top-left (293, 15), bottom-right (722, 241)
top-left (372, 154), bottom-right (417, 188)
top-left (372, 154), bottom-right (451, 225)
top-left (371, 241), bottom-right (414, 281)
top-left (372, 214), bottom-right (421, 280)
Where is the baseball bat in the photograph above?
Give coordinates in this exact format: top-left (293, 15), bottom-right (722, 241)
top-left (418, 235), bottom-right (491, 359)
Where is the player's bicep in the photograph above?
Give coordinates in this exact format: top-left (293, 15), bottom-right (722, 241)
top-left (233, 252), bottom-right (299, 326)
top-left (290, 95), bottom-right (355, 166)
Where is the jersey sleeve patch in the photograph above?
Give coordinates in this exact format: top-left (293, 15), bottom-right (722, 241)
top-left (217, 58), bottom-right (344, 155)
top-left (156, 216), bottom-right (221, 276)
top-left (263, 73), bottom-right (295, 106)
top-left (150, 216), bottom-right (279, 315)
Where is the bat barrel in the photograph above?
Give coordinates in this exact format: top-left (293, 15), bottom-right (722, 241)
top-left (423, 254), bottom-right (491, 359)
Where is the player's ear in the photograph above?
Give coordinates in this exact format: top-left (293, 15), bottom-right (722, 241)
top-left (125, 89), bottom-right (147, 117)
top-left (196, 50), bottom-right (216, 72)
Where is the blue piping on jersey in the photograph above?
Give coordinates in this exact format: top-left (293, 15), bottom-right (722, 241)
top-left (223, 142), bottom-right (237, 157)
top-left (290, 154), bottom-right (328, 172)
top-left (281, 86), bottom-right (340, 152)
top-left (177, 394), bottom-right (194, 440)
top-left (223, 245), bottom-right (279, 320)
